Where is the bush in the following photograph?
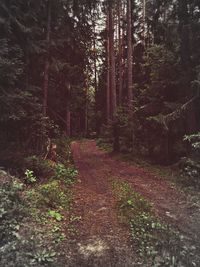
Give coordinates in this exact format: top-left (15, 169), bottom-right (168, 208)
top-left (23, 155), bottom-right (54, 178)
top-left (38, 181), bottom-right (71, 208)
top-left (0, 171), bottom-right (34, 267)
top-left (53, 163), bottom-right (78, 184)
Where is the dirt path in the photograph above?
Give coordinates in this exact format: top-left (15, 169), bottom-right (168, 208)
top-left (66, 140), bottom-right (200, 266)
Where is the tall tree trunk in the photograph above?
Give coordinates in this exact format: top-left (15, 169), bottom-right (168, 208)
top-left (108, 2), bottom-right (119, 151)
top-left (85, 83), bottom-right (88, 136)
top-left (178, 0), bottom-right (190, 68)
top-left (127, 0), bottom-right (133, 111)
top-left (118, 1), bottom-right (123, 105)
top-left (108, 2), bottom-right (117, 119)
top-left (143, 0), bottom-right (146, 47)
top-left (43, 0), bottom-right (51, 116)
top-left (127, 0), bottom-right (135, 152)
top-left (106, 11), bottom-right (110, 123)
top-left (93, 23), bottom-right (100, 134)
top-left (65, 82), bottom-right (71, 137)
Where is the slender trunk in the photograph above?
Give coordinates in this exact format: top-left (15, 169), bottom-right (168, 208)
top-left (143, 0), bottom-right (146, 47)
top-left (85, 85), bottom-right (88, 136)
top-left (93, 24), bottom-right (99, 133)
top-left (43, 0), bottom-right (51, 116)
top-left (106, 12), bottom-right (110, 123)
top-left (108, 3), bottom-right (117, 119)
top-left (127, 0), bottom-right (133, 111)
top-left (108, 3), bottom-right (119, 152)
top-left (178, 0), bottom-right (190, 68)
top-left (118, 1), bottom-right (123, 105)
top-left (127, 0), bottom-right (135, 153)
top-left (65, 82), bottom-right (71, 137)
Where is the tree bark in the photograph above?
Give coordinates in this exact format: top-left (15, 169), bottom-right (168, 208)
top-left (127, 0), bottom-right (133, 112)
top-left (127, 0), bottom-right (135, 152)
top-left (118, 1), bottom-right (123, 105)
top-left (65, 82), bottom-right (71, 137)
top-left (106, 11), bottom-right (110, 123)
top-left (143, 0), bottom-right (146, 47)
top-left (178, 0), bottom-right (190, 67)
top-left (43, 0), bottom-right (51, 116)
top-left (108, 2), bottom-right (117, 119)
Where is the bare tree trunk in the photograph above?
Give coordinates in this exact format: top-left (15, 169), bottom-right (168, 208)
top-left (85, 84), bottom-right (88, 136)
top-left (106, 11), bottom-right (110, 124)
top-left (108, 3), bottom-right (119, 152)
top-left (43, 0), bottom-right (51, 116)
top-left (118, 1), bottom-right (123, 105)
top-left (93, 23), bottom-right (100, 134)
top-left (127, 0), bottom-right (133, 112)
top-left (65, 82), bottom-right (71, 137)
top-left (127, 0), bottom-right (135, 152)
top-left (143, 0), bottom-right (146, 47)
top-left (108, 2), bottom-right (117, 119)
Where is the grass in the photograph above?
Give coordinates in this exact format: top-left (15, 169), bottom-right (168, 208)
top-left (110, 178), bottom-right (199, 267)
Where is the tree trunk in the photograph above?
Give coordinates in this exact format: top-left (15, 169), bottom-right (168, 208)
top-left (43, 0), bottom-right (51, 116)
top-left (118, 1), bottom-right (123, 105)
top-left (127, 0), bottom-right (135, 152)
top-left (65, 82), bottom-right (71, 137)
top-left (127, 0), bottom-right (133, 112)
top-left (85, 85), bottom-right (88, 136)
top-left (143, 0), bottom-right (146, 47)
top-left (108, 2), bottom-right (117, 119)
top-left (178, 0), bottom-right (190, 67)
top-left (108, 3), bottom-right (119, 151)
top-left (106, 11), bottom-right (110, 124)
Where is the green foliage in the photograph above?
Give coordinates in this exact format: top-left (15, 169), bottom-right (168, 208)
top-left (111, 178), bottom-right (198, 266)
top-left (48, 210), bottom-right (63, 222)
top-left (55, 137), bottom-right (73, 165)
top-left (24, 155), bottom-right (54, 178)
top-left (28, 248), bottom-right (57, 264)
top-left (24, 169), bottom-right (37, 183)
top-left (54, 163), bottom-right (78, 184)
top-left (0, 171), bottom-right (50, 267)
top-left (51, 225), bottom-right (66, 243)
top-left (182, 133), bottom-right (200, 182)
top-left (38, 180), bottom-right (72, 209)
top-left (184, 132), bottom-right (200, 151)
top-left (112, 180), bottom-right (151, 221)
top-left (96, 138), bottom-right (113, 152)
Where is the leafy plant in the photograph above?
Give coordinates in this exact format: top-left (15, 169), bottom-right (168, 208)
top-left (54, 163), bottom-right (78, 184)
top-left (39, 180), bottom-right (71, 208)
top-left (24, 155), bottom-right (53, 178)
top-left (48, 210), bottom-right (63, 221)
top-left (111, 178), bottom-right (198, 266)
top-left (24, 169), bottom-right (37, 183)
top-left (28, 248), bottom-right (57, 264)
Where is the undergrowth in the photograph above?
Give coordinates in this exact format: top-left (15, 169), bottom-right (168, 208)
top-left (111, 179), bottom-right (199, 267)
top-left (0, 137), bottom-right (78, 266)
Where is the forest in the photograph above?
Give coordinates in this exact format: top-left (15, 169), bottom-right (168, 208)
top-left (0, 0), bottom-right (200, 266)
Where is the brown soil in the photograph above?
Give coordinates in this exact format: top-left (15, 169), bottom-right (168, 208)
top-left (63, 140), bottom-right (200, 267)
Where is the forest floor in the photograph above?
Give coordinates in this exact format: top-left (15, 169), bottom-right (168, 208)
top-left (64, 139), bottom-right (200, 267)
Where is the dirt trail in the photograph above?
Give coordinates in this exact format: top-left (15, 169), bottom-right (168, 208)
top-left (66, 140), bottom-right (200, 266)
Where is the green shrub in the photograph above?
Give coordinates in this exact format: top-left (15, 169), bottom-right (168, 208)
top-left (23, 155), bottom-right (53, 178)
top-left (0, 171), bottom-right (35, 267)
top-left (53, 164), bottom-right (78, 184)
top-left (48, 210), bottom-right (63, 221)
top-left (39, 180), bottom-right (71, 209)
top-left (55, 136), bottom-right (72, 165)
top-left (24, 169), bottom-right (37, 183)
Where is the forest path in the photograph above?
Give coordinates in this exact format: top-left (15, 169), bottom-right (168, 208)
top-left (67, 140), bottom-right (200, 266)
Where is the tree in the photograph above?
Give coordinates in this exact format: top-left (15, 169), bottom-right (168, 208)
top-left (108, 1), bottom-right (117, 120)
top-left (43, 0), bottom-right (52, 116)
